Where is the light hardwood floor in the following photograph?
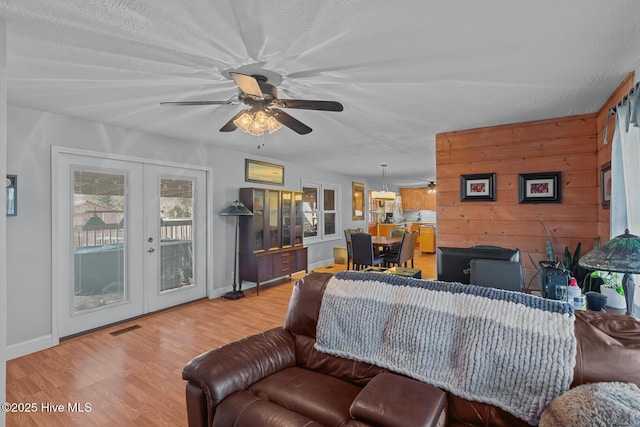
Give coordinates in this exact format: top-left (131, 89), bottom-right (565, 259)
top-left (6, 250), bottom-right (435, 427)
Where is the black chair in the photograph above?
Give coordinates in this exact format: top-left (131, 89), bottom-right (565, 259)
top-left (344, 228), bottom-right (363, 270)
top-left (351, 232), bottom-right (385, 271)
top-left (387, 228), bottom-right (406, 255)
top-left (470, 259), bottom-right (524, 292)
top-left (384, 232), bottom-right (412, 268)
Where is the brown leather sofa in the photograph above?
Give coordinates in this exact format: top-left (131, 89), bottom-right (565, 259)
top-left (182, 272), bottom-right (640, 426)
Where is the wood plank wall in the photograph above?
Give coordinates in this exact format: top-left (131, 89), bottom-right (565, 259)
top-left (435, 115), bottom-right (598, 288)
top-left (435, 74), bottom-right (634, 288)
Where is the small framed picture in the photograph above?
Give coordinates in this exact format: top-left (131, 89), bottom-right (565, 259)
top-left (518, 172), bottom-right (561, 204)
top-left (601, 162), bottom-right (611, 208)
top-left (6, 175), bottom-right (17, 216)
top-left (460, 173), bottom-right (496, 201)
top-left (245, 159), bottom-right (284, 186)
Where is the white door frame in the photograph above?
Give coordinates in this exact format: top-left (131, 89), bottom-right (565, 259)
top-left (51, 146), bottom-right (213, 345)
top-left (143, 164), bottom-right (207, 312)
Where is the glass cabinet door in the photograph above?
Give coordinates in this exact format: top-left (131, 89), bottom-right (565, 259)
top-left (268, 190), bottom-right (280, 250)
top-left (294, 192), bottom-right (303, 245)
top-left (252, 189), bottom-right (265, 252)
top-left (281, 191), bottom-right (293, 247)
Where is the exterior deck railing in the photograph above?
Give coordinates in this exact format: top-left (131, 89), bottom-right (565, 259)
top-left (74, 219), bottom-right (193, 247)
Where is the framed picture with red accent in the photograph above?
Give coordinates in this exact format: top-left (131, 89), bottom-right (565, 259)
top-left (460, 173), bottom-right (496, 201)
top-left (518, 172), bottom-right (561, 204)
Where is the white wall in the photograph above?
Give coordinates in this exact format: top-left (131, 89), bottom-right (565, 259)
top-left (6, 105), bottom-right (368, 358)
top-left (1, 18), bottom-right (8, 427)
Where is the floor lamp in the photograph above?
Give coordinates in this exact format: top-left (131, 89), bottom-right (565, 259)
top-left (579, 229), bottom-right (640, 317)
top-left (220, 200), bottom-right (253, 300)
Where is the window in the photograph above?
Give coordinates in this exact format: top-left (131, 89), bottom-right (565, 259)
top-left (302, 182), bottom-right (340, 243)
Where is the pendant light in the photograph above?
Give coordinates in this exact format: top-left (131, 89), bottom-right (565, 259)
top-left (371, 163), bottom-right (396, 200)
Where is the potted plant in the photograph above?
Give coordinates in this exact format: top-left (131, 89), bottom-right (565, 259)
top-left (528, 224), bottom-right (600, 293)
top-left (594, 271), bottom-right (627, 310)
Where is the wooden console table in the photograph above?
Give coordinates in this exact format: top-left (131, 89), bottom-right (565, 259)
top-left (239, 246), bottom-right (308, 295)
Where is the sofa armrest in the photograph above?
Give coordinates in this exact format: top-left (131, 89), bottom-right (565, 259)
top-left (182, 327), bottom-right (296, 417)
top-left (350, 372), bottom-right (447, 427)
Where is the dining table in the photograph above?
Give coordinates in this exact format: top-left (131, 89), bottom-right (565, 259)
top-left (371, 235), bottom-right (402, 249)
top-left (347, 235), bottom-right (401, 249)
top-left (370, 235), bottom-right (402, 257)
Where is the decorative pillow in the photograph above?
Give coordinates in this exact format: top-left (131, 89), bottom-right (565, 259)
top-left (540, 382), bottom-right (640, 427)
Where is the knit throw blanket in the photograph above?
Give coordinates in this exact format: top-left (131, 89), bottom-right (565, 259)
top-left (315, 271), bottom-right (577, 425)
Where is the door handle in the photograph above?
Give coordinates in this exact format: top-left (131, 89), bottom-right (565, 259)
top-left (147, 247), bottom-right (155, 253)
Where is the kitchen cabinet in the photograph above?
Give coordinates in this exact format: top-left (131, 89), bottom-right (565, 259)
top-left (238, 187), bottom-right (307, 294)
top-left (400, 187), bottom-right (435, 211)
top-left (420, 226), bottom-right (436, 253)
top-left (377, 223), bottom-right (399, 237)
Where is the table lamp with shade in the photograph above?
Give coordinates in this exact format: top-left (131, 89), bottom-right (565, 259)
top-left (579, 229), bottom-right (640, 317)
top-left (220, 200), bottom-right (253, 300)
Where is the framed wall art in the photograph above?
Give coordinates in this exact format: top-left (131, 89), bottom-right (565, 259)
top-left (518, 172), bottom-right (561, 204)
top-left (352, 182), bottom-right (365, 220)
top-left (245, 159), bottom-right (284, 186)
top-left (460, 173), bottom-right (496, 201)
top-left (601, 162), bottom-right (611, 208)
top-left (6, 175), bottom-right (17, 216)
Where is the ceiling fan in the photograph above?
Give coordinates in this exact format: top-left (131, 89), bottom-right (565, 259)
top-left (160, 72), bottom-right (343, 135)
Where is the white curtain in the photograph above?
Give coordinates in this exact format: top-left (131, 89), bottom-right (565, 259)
top-left (611, 86), bottom-right (640, 235)
top-left (610, 84), bottom-right (640, 316)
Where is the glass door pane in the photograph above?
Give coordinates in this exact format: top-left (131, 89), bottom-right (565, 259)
top-left (281, 191), bottom-right (292, 247)
top-left (159, 178), bottom-right (194, 292)
top-left (268, 190), bottom-right (280, 249)
top-left (73, 170), bottom-right (127, 313)
top-left (253, 189), bottom-right (265, 251)
top-left (294, 192), bottom-right (303, 245)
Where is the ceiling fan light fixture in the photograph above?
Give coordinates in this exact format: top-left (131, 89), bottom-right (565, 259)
top-left (233, 110), bottom-right (254, 132)
top-left (267, 116), bottom-right (282, 134)
top-left (233, 108), bottom-right (283, 136)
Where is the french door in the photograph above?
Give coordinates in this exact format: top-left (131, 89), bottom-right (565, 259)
top-left (54, 152), bottom-right (207, 337)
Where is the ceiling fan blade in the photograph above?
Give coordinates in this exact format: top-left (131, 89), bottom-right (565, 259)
top-left (274, 99), bottom-right (343, 112)
top-left (230, 72), bottom-right (263, 98)
top-left (270, 108), bottom-right (312, 135)
top-left (220, 110), bottom-right (246, 132)
top-left (160, 101), bottom-right (234, 106)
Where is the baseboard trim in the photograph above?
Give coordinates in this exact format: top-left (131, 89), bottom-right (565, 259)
top-left (309, 259), bottom-right (334, 270)
top-left (6, 334), bottom-right (54, 360)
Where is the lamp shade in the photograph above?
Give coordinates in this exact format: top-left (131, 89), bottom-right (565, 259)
top-left (579, 229), bottom-right (640, 274)
top-left (220, 200), bottom-right (253, 216)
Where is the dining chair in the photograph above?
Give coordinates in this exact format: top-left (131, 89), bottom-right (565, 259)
top-left (390, 228), bottom-right (405, 237)
top-left (407, 230), bottom-right (419, 268)
top-left (387, 228), bottom-right (407, 255)
top-left (384, 232), bottom-right (412, 268)
top-left (351, 232), bottom-right (385, 271)
top-left (344, 228), bottom-right (363, 270)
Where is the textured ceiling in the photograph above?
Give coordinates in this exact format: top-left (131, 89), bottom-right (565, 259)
top-left (3, 1), bottom-right (640, 186)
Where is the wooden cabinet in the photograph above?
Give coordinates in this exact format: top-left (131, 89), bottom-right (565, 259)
top-left (377, 223), bottom-right (398, 237)
top-left (420, 226), bottom-right (436, 253)
top-left (400, 188), bottom-right (435, 211)
top-left (238, 188), bottom-right (307, 294)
